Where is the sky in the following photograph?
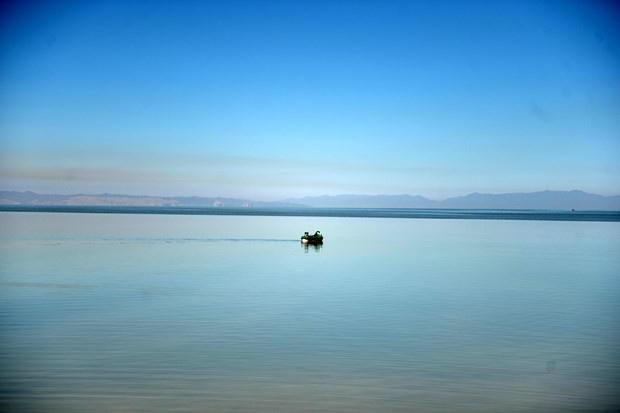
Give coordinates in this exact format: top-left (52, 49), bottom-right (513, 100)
top-left (1, 0), bottom-right (619, 201)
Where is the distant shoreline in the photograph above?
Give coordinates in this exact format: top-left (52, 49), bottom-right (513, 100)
top-left (2, 190), bottom-right (620, 211)
top-left (1, 205), bottom-right (619, 222)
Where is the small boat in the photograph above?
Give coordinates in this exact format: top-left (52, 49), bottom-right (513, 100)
top-left (301, 231), bottom-right (323, 244)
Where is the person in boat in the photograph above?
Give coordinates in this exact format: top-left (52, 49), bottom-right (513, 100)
top-left (314, 231), bottom-right (321, 238)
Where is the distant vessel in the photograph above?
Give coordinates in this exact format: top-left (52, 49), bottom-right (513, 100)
top-left (301, 231), bottom-right (323, 244)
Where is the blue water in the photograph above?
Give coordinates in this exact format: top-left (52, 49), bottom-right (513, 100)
top-left (1, 205), bottom-right (620, 222)
top-left (1, 211), bottom-right (619, 412)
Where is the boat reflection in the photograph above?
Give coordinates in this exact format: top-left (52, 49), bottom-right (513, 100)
top-left (302, 242), bottom-right (322, 253)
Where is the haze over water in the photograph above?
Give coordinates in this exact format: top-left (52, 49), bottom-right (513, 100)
top-left (1, 211), bottom-right (619, 412)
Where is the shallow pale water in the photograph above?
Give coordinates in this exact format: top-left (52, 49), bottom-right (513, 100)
top-left (1, 211), bottom-right (619, 412)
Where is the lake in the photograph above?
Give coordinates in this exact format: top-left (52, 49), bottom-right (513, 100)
top-left (1, 210), bottom-right (619, 412)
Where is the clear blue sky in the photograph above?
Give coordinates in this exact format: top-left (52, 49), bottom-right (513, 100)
top-left (1, 0), bottom-right (619, 200)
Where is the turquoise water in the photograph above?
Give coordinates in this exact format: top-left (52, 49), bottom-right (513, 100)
top-left (1, 211), bottom-right (619, 412)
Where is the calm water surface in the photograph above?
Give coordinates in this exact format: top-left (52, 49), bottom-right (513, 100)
top-left (1, 212), bottom-right (619, 412)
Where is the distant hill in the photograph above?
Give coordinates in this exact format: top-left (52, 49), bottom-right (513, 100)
top-left (1, 190), bottom-right (619, 210)
top-left (283, 194), bottom-right (439, 208)
top-left (440, 190), bottom-right (620, 211)
top-left (283, 190), bottom-right (620, 211)
top-left (0, 191), bottom-right (292, 208)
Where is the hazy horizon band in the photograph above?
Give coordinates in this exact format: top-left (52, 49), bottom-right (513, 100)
top-left (1, 205), bottom-right (619, 222)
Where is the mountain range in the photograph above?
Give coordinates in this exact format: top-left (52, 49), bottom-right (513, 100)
top-left (285, 191), bottom-right (620, 210)
top-left (0, 191), bottom-right (294, 208)
top-left (1, 190), bottom-right (619, 211)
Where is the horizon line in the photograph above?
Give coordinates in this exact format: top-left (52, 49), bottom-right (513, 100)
top-left (2, 188), bottom-right (619, 203)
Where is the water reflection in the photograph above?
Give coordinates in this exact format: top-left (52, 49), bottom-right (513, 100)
top-left (302, 242), bottom-right (322, 253)
top-left (3, 213), bottom-right (619, 413)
